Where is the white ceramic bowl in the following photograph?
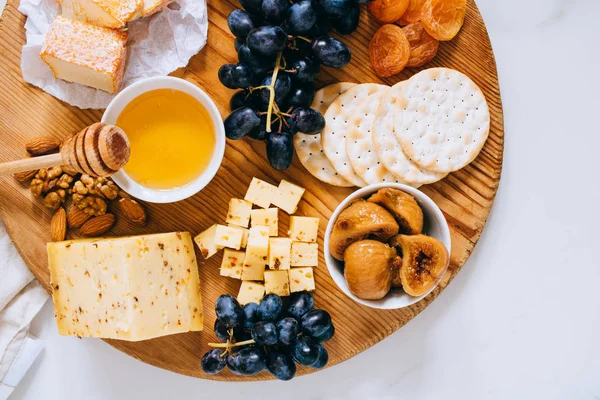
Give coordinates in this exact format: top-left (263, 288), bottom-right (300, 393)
top-left (102, 77), bottom-right (226, 203)
top-left (324, 183), bottom-right (451, 310)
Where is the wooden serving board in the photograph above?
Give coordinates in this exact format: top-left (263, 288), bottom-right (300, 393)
top-left (0, 0), bottom-right (503, 381)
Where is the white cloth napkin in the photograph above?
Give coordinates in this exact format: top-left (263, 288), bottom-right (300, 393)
top-left (0, 220), bottom-right (48, 392)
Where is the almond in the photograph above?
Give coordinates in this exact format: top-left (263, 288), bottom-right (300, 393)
top-left (14, 169), bottom-right (38, 182)
top-left (118, 198), bottom-right (147, 226)
top-left (50, 207), bottom-right (67, 242)
top-left (80, 213), bottom-right (115, 237)
top-left (67, 208), bottom-right (91, 228)
top-left (25, 136), bottom-right (61, 156)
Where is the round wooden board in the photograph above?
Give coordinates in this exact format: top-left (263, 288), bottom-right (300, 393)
top-left (0, 0), bottom-right (503, 381)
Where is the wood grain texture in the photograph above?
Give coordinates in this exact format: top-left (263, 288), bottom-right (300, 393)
top-left (0, 0), bottom-right (503, 381)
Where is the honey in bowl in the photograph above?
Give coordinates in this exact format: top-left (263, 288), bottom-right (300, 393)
top-left (116, 88), bottom-right (216, 190)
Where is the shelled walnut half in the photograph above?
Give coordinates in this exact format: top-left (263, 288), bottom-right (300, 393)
top-left (30, 167), bottom-right (75, 210)
top-left (71, 174), bottom-right (119, 216)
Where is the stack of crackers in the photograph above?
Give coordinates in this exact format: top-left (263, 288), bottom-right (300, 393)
top-left (293, 68), bottom-right (490, 188)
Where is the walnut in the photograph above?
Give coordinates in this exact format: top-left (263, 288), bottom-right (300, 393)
top-left (43, 191), bottom-right (67, 210)
top-left (73, 175), bottom-right (119, 200)
top-left (72, 193), bottom-right (108, 216)
top-left (30, 167), bottom-right (75, 209)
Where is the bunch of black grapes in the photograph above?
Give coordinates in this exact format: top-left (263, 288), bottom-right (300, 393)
top-left (220, 0), bottom-right (364, 171)
top-left (201, 292), bottom-right (335, 380)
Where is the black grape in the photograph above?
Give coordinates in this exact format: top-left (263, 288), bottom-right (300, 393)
top-left (266, 350), bottom-right (296, 381)
top-left (317, 0), bottom-right (351, 18)
top-left (290, 107), bottom-right (325, 135)
top-left (311, 345), bottom-right (328, 369)
top-left (239, 0), bottom-right (262, 14)
top-left (242, 302), bottom-right (260, 330)
top-left (287, 291), bottom-right (314, 319)
top-left (248, 116), bottom-right (270, 141)
top-left (224, 107), bottom-right (260, 140)
top-left (251, 321), bottom-right (279, 345)
top-left (286, 0), bottom-right (317, 35)
top-left (247, 26), bottom-right (288, 57)
top-left (218, 63), bottom-right (254, 89)
top-left (262, 0), bottom-right (289, 24)
top-left (313, 323), bottom-right (335, 343)
top-left (215, 294), bottom-right (245, 327)
top-left (227, 9), bottom-right (255, 39)
top-left (213, 319), bottom-right (230, 342)
top-left (289, 57), bottom-right (320, 83)
top-left (257, 294), bottom-right (283, 321)
top-left (292, 336), bottom-right (319, 366)
top-left (232, 347), bottom-right (266, 376)
top-left (201, 349), bottom-right (226, 374)
top-left (312, 36), bottom-right (351, 68)
top-left (301, 309), bottom-right (332, 337)
top-left (276, 317), bottom-right (300, 345)
top-left (332, 3), bottom-right (360, 35)
top-left (229, 90), bottom-right (259, 111)
top-left (285, 82), bottom-right (315, 108)
top-left (238, 44), bottom-right (274, 76)
top-left (260, 74), bottom-right (292, 104)
top-left (267, 132), bottom-right (294, 171)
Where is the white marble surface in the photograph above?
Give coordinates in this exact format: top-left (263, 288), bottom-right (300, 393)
top-left (2, 0), bottom-right (600, 398)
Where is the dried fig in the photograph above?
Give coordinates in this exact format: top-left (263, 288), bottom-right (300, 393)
top-left (421, 0), bottom-right (466, 41)
top-left (329, 199), bottom-right (399, 260)
top-left (402, 22), bottom-right (439, 67)
top-left (368, 0), bottom-right (409, 23)
top-left (397, 0), bottom-right (425, 25)
top-left (369, 24), bottom-right (410, 77)
top-left (391, 234), bottom-right (449, 296)
top-left (368, 188), bottom-right (424, 235)
top-left (344, 240), bottom-right (396, 300)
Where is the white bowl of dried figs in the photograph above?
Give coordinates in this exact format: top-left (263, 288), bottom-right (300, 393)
top-left (324, 183), bottom-right (451, 310)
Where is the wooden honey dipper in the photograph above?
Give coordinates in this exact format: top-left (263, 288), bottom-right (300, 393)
top-left (0, 123), bottom-right (130, 177)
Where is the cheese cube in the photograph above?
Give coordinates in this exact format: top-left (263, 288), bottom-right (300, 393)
top-left (291, 242), bottom-right (318, 267)
top-left (289, 216), bottom-right (320, 243)
top-left (47, 232), bottom-right (203, 341)
top-left (250, 208), bottom-right (279, 236)
top-left (241, 250), bottom-right (266, 281)
top-left (226, 198), bottom-right (252, 228)
top-left (237, 281), bottom-right (265, 305)
top-left (247, 226), bottom-right (270, 249)
top-left (40, 16), bottom-right (128, 94)
top-left (264, 270), bottom-right (290, 296)
top-left (244, 177), bottom-right (277, 209)
top-left (289, 268), bottom-right (316, 292)
top-left (214, 225), bottom-right (243, 250)
top-left (142, 0), bottom-right (173, 17)
top-left (61, 0), bottom-right (143, 28)
top-left (272, 180), bottom-right (306, 214)
top-left (242, 226), bottom-right (270, 280)
top-left (228, 224), bottom-right (249, 248)
top-left (194, 224), bottom-right (223, 259)
top-left (268, 238), bottom-right (291, 270)
top-left (220, 249), bottom-right (245, 279)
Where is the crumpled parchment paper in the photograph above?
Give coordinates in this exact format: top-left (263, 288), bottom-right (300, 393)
top-left (18, 0), bottom-right (208, 109)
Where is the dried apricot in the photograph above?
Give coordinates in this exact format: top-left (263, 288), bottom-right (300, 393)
top-left (402, 22), bottom-right (439, 67)
top-left (369, 24), bottom-right (410, 77)
top-left (397, 0), bottom-right (426, 25)
top-left (368, 0), bottom-right (410, 24)
top-left (421, 0), bottom-right (466, 41)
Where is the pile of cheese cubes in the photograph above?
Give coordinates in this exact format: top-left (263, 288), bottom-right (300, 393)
top-left (194, 178), bottom-right (319, 305)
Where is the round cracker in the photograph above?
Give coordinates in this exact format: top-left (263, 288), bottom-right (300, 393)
top-left (373, 81), bottom-right (446, 185)
top-left (394, 68), bottom-right (490, 173)
top-left (294, 83), bottom-right (356, 187)
top-left (321, 84), bottom-right (388, 188)
top-left (343, 85), bottom-right (409, 185)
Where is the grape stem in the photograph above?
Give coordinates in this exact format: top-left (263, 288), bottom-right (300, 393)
top-left (208, 339), bottom-right (256, 349)
top-left (266, 52), bottom-right (283, 133)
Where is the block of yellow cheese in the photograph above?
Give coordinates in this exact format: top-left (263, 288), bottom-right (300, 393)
top-left (250, 208), bottom-right (278, 236)
top-left (47, 232), bottom-right (203, 341)
top-left (142, 0), bottom-right (173, 17)
top-left (61, 0), bottom-right (143, 28)
top-left (40, 15), bottom-right (128, 94)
